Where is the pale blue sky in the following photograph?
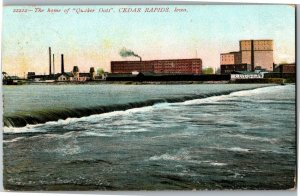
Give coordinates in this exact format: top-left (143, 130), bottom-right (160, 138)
top-left (3, 5), bottom-right (295, 75)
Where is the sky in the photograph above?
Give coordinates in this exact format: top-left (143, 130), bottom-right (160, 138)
top-left (2, 5), bottom-right (296, 76)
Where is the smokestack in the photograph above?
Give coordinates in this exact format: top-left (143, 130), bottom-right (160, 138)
top-left (61, 54), bottom-right (64, 74)
top-left (251, 40), bottom-right (254, 71)
top-left (49, 47), bottom-right (52, 75)
top-left (139, 57), bottom-right (142, 61)
top-left (53, 54), bottom-right (55, 75)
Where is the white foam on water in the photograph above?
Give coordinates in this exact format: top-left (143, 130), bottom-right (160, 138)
top-left (42, 136), bottom-right (82, 155)
top-left (209, 146), bottom-right (251, 153)
top-left (178, 85), bottom-right (289, 106)
top-left (81, 131), bottom-right (113, 137)
top-left (148, 149), bottom-right (228, 166)
top-left (49, 144), bottom-right (81, 155)
top-left (222, 133), bottom-right (277, 143)
top-left (149, 149), bottom-right (191, 161)
top-left (3, 105), bottom-right (158, 134)
top-left (3, 124), bottom-right (47, 134)
top-left (119, 128), bottom-right (149, 133)
top-left (260, 149), bottom-right (294, 155)
top-left (209, 162), bottom-right (227, 166)
top-left (231, 172), bottom-right (244, 178)
top-left (149, 153), bottom-right (191, 161)
top-left (3, 136), bottom-right (25, 143)
top-left (149, 152), bottom-right (228, 167)
top-left (4, 85), bottom-right (291, 135)
top-left (230, 85), bottom-right (288, 97)
top-left (179, 95), bottom-right (229, 105)
top-left (151, 132), bottom-right (196, 139)
top-left (227, 147), bottom-right (251, 152)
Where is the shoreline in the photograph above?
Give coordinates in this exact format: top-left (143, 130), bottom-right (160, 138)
top-left (5, 78), bottom-right (290, 86)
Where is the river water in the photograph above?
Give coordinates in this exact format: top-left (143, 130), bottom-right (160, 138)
top-left (3, 84), bottom-right (296, 190)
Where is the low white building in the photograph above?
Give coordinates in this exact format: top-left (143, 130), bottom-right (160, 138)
top-left (56, 72), bottom-right (73, 81)
top-left (230, 71), bottom-right (263, 81)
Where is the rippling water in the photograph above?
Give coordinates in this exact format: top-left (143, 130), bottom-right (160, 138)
top-left (3, 84), bottom-right (296, 190)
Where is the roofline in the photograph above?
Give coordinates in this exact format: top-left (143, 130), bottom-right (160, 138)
top-left (111, 58), bottom-right (202, 63)
top-left (220, 51), bottom-right (240, 55)
top-left (239, 39), bottom-right (273, 42)
top-left (278, 63), bottom-right (296, 65)
top-left (220, 63), bottom-right (249, 66)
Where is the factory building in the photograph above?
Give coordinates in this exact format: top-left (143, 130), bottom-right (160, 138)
top-left (220, 39), bottom-right (274, 73)
top-left (220, 64), bottom-right (251, 74)
top-left (240, 40), bottom-right (273, 71)
top-left (273, 63), bottom-right (295, 74)
top-left (220, 52), bottom-right (241, 65)
top-left (56, 66), bottom-right (95, 82)
top-left (57, 72), bottom-right (73, 81)
top-left (111, 58), bottom-right (202, 74)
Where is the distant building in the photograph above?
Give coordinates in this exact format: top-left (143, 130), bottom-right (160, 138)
top-left (220, 39), bottom-right (274, 72)
top-left (55, 66), bottom-right (94, 82)
top-left (56, 72), bottom-right (73, 81)
top-left (111, 58), bottom-right (202, 74)
top-left (240, 40), bottom-right (273, 71)
top-left (220, 52), bottom-right (241, 65)
top-left (230, 71), bottom-right (263, 80)
top-left (273, 63), bottom-right (295, 74)
top-left (27, 72), bottom-right (35, 78)
top-left (79, 73), bottom-right (90, 81)
top-left (264, 63), bottom-right (295, 81)
top-left (27, 74), bottom-right (55, 81)
top-left (89, 67), bottom-right (96, 80)
top-left (221, 64), bottom-right (251, 74)
top-left (72, 66), bottom-right (80, 81)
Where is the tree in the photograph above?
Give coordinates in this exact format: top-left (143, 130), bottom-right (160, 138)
top-left (202, 67), bottom-right (214, 74)
top-left (97, 68), bottom-right (105, 76)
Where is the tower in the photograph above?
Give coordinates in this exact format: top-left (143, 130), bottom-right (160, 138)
top-left (49, 47), bottom-right (52, 75)
top-left (61, 54), bottom-right (64, 74)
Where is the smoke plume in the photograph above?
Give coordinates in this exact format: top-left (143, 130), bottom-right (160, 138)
top-left (119, 47), bottom-right (141, 61)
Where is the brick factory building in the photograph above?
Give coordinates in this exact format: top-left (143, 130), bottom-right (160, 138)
top-left (220, 52), bottom-right (241, 65)
top-left (220, 64), bottom-right (251, 74)
top-left (220, 39), bottom-right (274, 73)
top-left (111, 58), bottom-right (202, 74)
top-left (240, 40), bottom-right (273, 71)
top-left (273, 63), bottom-right (295, 74)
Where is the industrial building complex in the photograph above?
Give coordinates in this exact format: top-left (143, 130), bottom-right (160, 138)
top-left (220, 40), bottom-right (274, 73)
top-left (2, 39), bottom-right (296, 84)
top-left (111, 58), bottom-right (202, 74)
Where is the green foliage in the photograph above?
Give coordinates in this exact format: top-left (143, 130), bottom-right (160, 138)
top-left (97, 68), bottom-right (105, 75)
top-left (202, 67), bottom-right (214, 74)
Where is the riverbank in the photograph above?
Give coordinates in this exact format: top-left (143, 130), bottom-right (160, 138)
top-left (6, 77), bottom-right (290, 85)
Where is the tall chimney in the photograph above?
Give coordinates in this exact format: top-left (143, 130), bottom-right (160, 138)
top-left (61, 54), bottom-right (64, 74)
top-left (251, 40), bottom-right (254, 71)
top-left (53, 54), bottom-right (55, 75)
top-left (49, 47), bottom-right (52, 75)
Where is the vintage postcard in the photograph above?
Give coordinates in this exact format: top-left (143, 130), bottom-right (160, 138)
top-left (2, 4), bottom-right (296, 191)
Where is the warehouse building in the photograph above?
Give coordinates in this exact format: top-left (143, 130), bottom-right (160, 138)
top-left (273, 63), bottom-right (295, 74)
top-left (220, 52), bottom-right (241, 65)
top-left (240, 40), bottom-right (273, 71)
top-left (220, 64), bottom-right (251, 74)
top-left (111, 58), bottom-right (202, 74)
top-left (220, 39), bottom-right (274, 73)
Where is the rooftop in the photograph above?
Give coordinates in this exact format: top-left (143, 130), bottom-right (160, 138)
top-left (111, 58), bottom-right (202, 63)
